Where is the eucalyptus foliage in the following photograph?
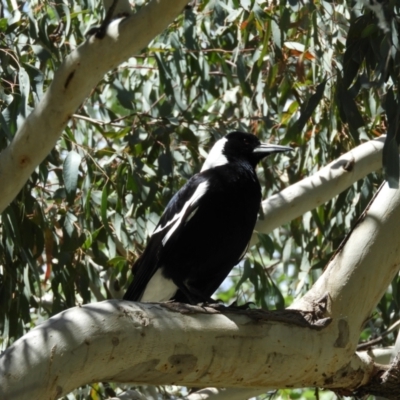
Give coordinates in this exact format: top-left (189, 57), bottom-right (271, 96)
top-left (0, 0), bottom-right (399, 398)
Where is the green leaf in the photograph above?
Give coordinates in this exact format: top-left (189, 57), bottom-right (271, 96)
top-left (0, 18), bottom-right (8, 32)
top-left (108, 256), bottom-right (127, 267)
top-left (382, 137), bottom-right (399, 188)
top-left (336, 73), bottom-right (364, 141)
top-left (236, 55), bottom-right (252, 97)
top-left (184, 7), bottom-right (197, 50)
top-left (361, 23), bottom-right (378, 38)
top-left (101, 182), bottom-right (113, 235)
top-left (382, 89), bottom-right (400, 188)
top-left (288, 81), bottom-right (326, 138)
top-left (113, 80), bottom-right (134, 110)
top-left (63, 150), bottom-right (82, 205)
top-left (257, 233), bottom-right (275, 258)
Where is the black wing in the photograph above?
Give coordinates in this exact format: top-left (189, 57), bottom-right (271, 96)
top-left (123, 174), bottom-right (210, 301)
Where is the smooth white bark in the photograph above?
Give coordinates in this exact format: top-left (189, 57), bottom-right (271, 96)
top-left (0, 301), bottom-right (375, 400)
top-left (0, 0), bottom-right (188, 213)
top-left (369, 348), bottom-right (395, 365)
top-left (252, 135), bottom-right (385, 241)
top-left (291, 180), bottom-right (400, 329)
top-left (185, 346), bottom-right (395, 400)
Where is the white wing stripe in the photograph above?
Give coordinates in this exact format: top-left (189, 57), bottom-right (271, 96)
top-left (153, 209), bottom-right (180, 235)
top-left (185, 207), bottom-right (199, 224)
top-left (161, 181), bottom-right (209, 246)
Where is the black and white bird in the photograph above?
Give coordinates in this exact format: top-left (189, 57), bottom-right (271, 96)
top-left (123, 131), bottom-right (292, 304)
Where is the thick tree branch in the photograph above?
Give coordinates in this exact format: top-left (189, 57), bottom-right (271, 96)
top-left (0, 0), bottom-right (188, 213)
top-left (291, 180), bottom-right (400, 326)
top-left (0, 301), bottom-right (375, 400)
top-left (185, 347), bottom-right (397, 400)
top-left (252, 135), bottom-right (385, 241)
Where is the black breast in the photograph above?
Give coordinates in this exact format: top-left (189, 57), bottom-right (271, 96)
top-left (161, 162), bottom-right (261, 300)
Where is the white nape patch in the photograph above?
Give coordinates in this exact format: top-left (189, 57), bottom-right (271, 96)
top-left (161, 181), bottom-right (208, 246)
top-left (201, 138), bottom-right (228, 172)
top-left (141, 268), bottom-right (178, 302)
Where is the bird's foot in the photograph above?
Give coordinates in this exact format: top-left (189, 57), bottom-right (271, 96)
top-left (196, 299), bottom-right (226, 310)
top-left (227, 300), bottom-right (256, 310)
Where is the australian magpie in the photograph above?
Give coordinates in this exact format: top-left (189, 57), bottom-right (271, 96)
top-left (123, 131), bottom-right (292, 304)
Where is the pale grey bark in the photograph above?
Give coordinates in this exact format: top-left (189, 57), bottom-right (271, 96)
top-left (0, 300), bottom-right (375, 400)
top-left (291, 181), bottom-right (400, 324)
top-left (252, 135), bottom-right (385, 242)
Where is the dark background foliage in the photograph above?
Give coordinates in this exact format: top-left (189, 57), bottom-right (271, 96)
top-left (0, 0), bottom-right (399, 398)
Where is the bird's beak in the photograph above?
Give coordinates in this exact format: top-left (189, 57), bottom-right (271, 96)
top-left (253, 143), bottom-right (293, 155)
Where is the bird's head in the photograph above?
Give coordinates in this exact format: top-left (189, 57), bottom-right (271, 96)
top-left (201, 131), bottom-right (293, 171)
